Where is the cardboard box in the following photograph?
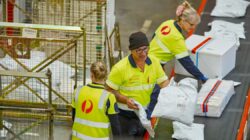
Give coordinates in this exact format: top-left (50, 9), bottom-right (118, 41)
top-left (175, 34), bottom-right (237, 79)
top-left (195, 79), bottom-right (235, 117)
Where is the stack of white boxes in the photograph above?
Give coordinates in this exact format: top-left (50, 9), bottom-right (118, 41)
top-left (175, 34), bottom-right (237, 79)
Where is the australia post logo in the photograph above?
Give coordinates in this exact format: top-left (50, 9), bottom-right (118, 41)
top-left (161, 25), bottom-right (171, 35)
top-left (81, 100), bottom-right (93, 114)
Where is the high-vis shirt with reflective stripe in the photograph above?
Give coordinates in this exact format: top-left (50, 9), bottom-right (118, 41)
top-left (72, 83), bottom-right (118, 140)
top-left (106, 55), bottom-right (167, 108)
top-left (149, 20), bottom-right (189, 63)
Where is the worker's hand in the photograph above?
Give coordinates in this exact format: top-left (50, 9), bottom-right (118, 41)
top-left (126, 98), bottom-right (139, 110)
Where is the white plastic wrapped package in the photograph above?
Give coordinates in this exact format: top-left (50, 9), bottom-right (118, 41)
top-left (195, 79), bottom-right (235, 117)
top-left (172, 121), bottom-right (204, 140)
top-left (151, 78), bottom-right (198, 125)
top-left (133, 100), bottom-right (155, 138)
top-left (0, 51), bottom-right (74, 100)
top-left (205, 30), bottom-right (240, 49)
top-left (211, 0), bottom-right (250, 17)
top-left (175, 34), bottom-right (237, 79)
top-left (0, 51), bottom-right (74, 86)
top-left (18, 51), bottom-right (74, 87)
top-left (208, 20), bottom-right (245, 39)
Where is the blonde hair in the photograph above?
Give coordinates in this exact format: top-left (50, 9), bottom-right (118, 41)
top-left (90, 61), bottom-right (107, 81)
top-left (176, 1), bottom-right (200, 24)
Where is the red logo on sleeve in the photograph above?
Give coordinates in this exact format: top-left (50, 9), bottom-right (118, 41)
top-left (161, 26), bottom-right (171, 35)
top-left (82, 100), bottom-right (93, 114)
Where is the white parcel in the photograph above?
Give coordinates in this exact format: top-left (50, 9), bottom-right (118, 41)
top-left (172, 121), bottom-right (204, 140)
top-left (175, 34), bottom-right (237, 79)
top-left (211, 0), bottom-right (250, 17)
top-left (207, 20), bottom-right (245, 39)
top-left (133, 100), bottom-right (155, 138)
top-left (151, 78), bottom-right (198, 125)
top-left (195, 79), bottom-right (235, 117)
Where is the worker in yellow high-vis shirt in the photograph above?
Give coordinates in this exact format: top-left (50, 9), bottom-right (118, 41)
top-left (72, 61), bottom-right (121, 140)
top-left (149, 0), bottom-right (208, 83)
top-left (106, 31), bottom-right (169, 139)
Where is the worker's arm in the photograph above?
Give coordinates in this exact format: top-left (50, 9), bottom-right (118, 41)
top-left (159, 79), bottom-right (170, 88)
top-left (105, 84), bottom-right (139, 110)
top-left (146, 84), bottom-right (161, 120)
top-left (106, 97), bottom-right (122, 138)
top-left (178, 56), bottom-right (208, 83)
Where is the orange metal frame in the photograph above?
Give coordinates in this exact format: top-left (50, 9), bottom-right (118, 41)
top-left (237, 88), bottom-right (250, 140)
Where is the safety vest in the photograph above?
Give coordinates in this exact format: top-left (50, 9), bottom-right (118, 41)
top-left (149, 20), bottom-right (189, 63)
top-left (106, 55), bottom-right (167, 110)
top-left (72, 83), bottom-right (116, 140)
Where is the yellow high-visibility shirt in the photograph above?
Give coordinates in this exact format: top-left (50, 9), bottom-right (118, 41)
top-left (106, 55), bottom-right (167, 110)
top-left (72, 83), bottom-right (118, 140)
top-left (149, 20), bottom-right (189, 63)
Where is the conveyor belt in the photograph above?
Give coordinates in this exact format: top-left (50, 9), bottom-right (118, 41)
top-left (154, 0), bottom-right (250, 140)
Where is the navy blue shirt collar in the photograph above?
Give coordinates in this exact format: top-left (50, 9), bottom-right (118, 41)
top-left (128, 54), bottom-right (152, 68)
top-left (174, 21), bottom-right (182, 34)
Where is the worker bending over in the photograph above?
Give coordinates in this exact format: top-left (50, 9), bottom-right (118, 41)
top-left (149, 0), bottom-right (208, 83)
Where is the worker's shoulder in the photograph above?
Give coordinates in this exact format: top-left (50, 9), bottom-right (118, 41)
top-left (160, 19), bottom-right (174, 25)
top-left (158, 20), bottom-right (183, 40)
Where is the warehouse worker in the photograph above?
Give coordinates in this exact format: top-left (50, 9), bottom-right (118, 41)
top-left (72, 61), bottom-right (121, 140)
top-left (106, 31), bottom-right (169, 138)
top-left (149, 0), bottom-right (208, 83)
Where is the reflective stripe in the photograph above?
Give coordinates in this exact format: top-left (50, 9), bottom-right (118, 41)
top-left (75, 86), bottom-right (83, 106)
top-left (72, 130), bottom-right (109, 140)
top-left (118, 103), bottom-right (146, 111)
top-left (98, 90), bottom-right (108, 109)
top-left (106, 80), bottom-right (119, 90)
top-left (155, 35), bottom-right (171, 53)
top-left (175, 51), bottom-right (189, 59)
top-left (120, 84), bottom-right (154, 91)
top-left (157, 76), bottom-right (168, 84)
top-left (75, 118), bottom-right (110, 128)
top-left (160, 60), bottom-right (168, 64)
top-left (117, 103), bottom-right (133, 111)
